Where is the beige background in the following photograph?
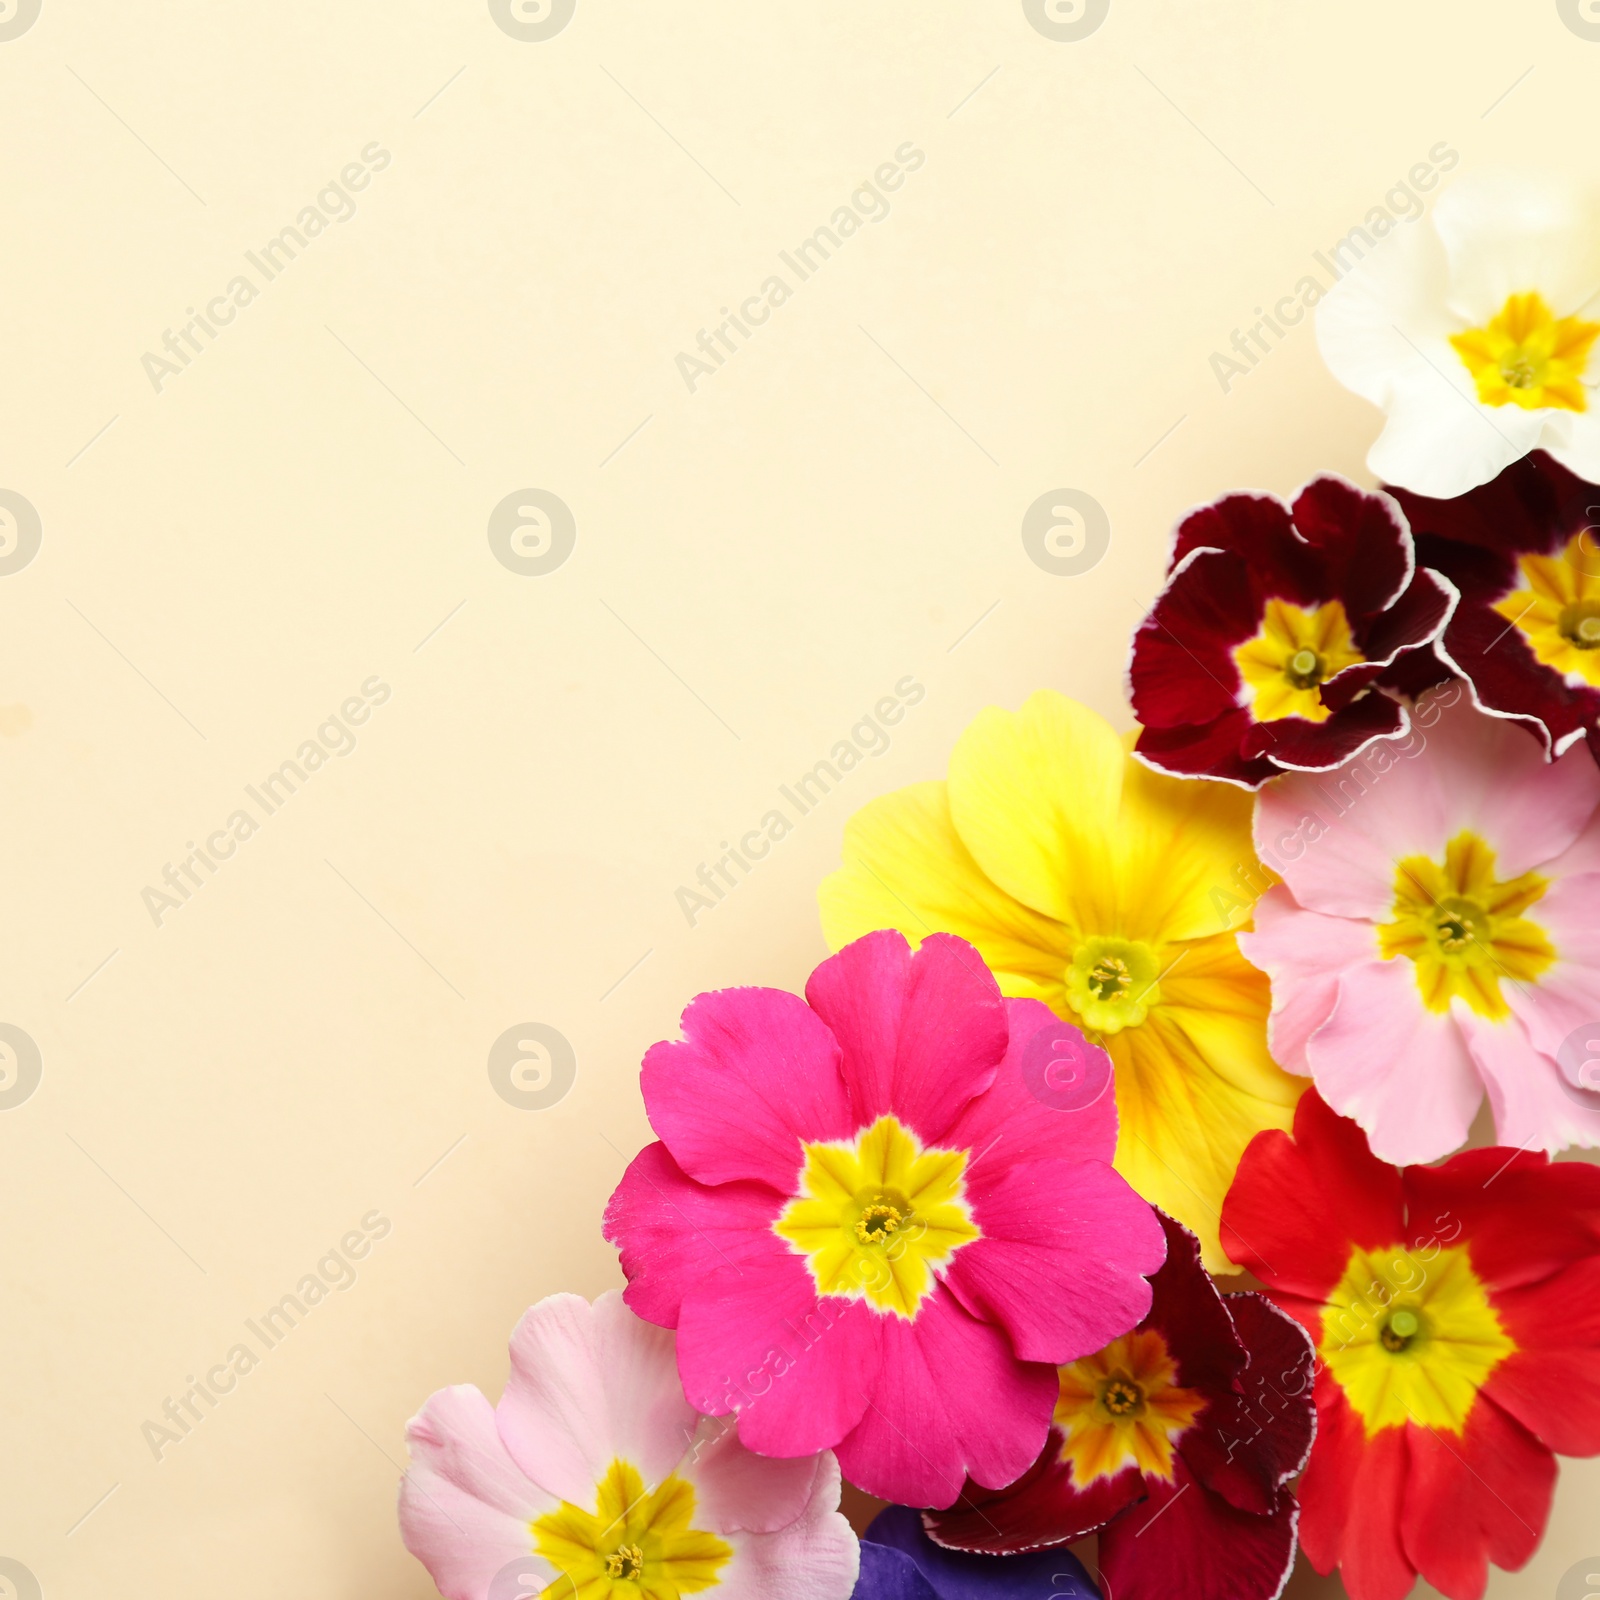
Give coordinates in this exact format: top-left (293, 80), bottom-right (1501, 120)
top-left (3, 2), bottom-right (1598, 1597)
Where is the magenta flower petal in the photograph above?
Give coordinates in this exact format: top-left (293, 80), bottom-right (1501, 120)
top-left (940, 998), bottom-right (1118, 1168)
top-left (835, 1288), bottom-right (1060, 1505)
top-left (804, 930), bottom-right (1008, 1144)
top-left (949, 1157), bottom-right (1163, 1364)
top-left (604, 1142), bottom-right (783, 1330)
top-left (641, 985), bottom-right (854, 1190)
top-left (675, 1231), bottom-right (885, 1453)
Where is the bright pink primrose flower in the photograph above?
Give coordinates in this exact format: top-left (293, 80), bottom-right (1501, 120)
top-left (603, 929), bottom-right (1168, 1508)
top-left (1243, 688), bottom-right (1600, 1164)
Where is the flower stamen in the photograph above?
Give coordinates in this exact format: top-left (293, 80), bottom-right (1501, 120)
top-left (1100, 1375), bottom-right (1145, 1417)
top-left (855, 1202), bottom-right (904, 1243)
top-left (605, 1544), bottom-right (646, 1581)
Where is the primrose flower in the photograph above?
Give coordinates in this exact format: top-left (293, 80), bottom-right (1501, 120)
top-left (398, 1291), bottom-right (857, 1600)
top-left (1130, 474), bottom-right (1454, 786)
top-left (1386, 449), bottom-right (1600, 756)
top-left (927, 1213), bottom-right (1314, 1600)
top-left (854, 1506), bottom-right (1099, 1600)
top-left (603, 929), bottom-right (1166, 1508)
top-left (818, 691), bottom-right (1302, 1270)
top-left (1222, 1091), bottom-right (1600, 1600)
top-left (1245, 687), bottom-right (1600, 1163)
top-left (1316, 171), bottom-right (1600, 497)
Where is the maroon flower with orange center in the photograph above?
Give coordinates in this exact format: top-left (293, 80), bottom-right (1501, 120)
top-left (925, 1212), bottom-right (1314, 1600)
top-left (1129, 475), bottom-right (1455, 787)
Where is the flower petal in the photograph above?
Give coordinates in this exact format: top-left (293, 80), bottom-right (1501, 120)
top-left (924, 1441), bottom-right (1144, 1555)
top-left (1097, 1461), bottom-right (1298, 1600)
top-left (1296, 1384), bottom-right (1415, 1600)
top-left (850, 1541), bottom-right (940, 1600)
top-left (866, 1504), bottom-right (1102, 1600)
top-left (940, 998), bottom-right (1118, 1169)
top-left (818, 781), bottom-right (1072, 1006)
top-left (803, 931), bottom-right (1008, 1145)
top-left (678, 1418), bottom-right (827, 1535)
top-left (1399, 1401), bottom-right (1553, 1600)
top-left (497, 1291), bottom-right (697, 1504)
top-left (641, 985), bottom-right (854, 1191)
top-left (400, 1384), bottom-right (553, 1600)
top-left (1134, 711), bottom-right (1279, 787)
top-left (1236, 884), bottom-right (1377, 1075)
top-left (1179, 1292), bottom-right (1315, 1515)
top-left (1455, 1006), bottom-right (1600, 1155)
top-left (1111, 755), bottom-right (1262, 943)
top-left (1219, 1091), bottom-right (1405, 1301)
top-left (1303, 959), bottom-right (1484, 1166)
top-left (1482, 1254), bottom-right (1600, 1457)
top-left (674, 1234), bottom-right (883, 1458)
top-left (1435, 171), bottom-right (1600, 324)
top-left (946, 692), bottom-right (1123, 927)
top-left (1111, 944), bottom-right (1300, 1273)
top-left (711, 1455), bottom-right (860, 1600)
top-left (1258, 688), bottom-right (1598, 922)
top-left (1128, 545), bottom-right (1254, 730)
top-left (835, 1289), bottom-right (1058, 1506)
top-left (1401, 1145), bottom-right (1600, 1292)
top-left (947, 1156), bottom-right (1164, 1365)
top-left (605, 1141), bottom-right (785, 1330)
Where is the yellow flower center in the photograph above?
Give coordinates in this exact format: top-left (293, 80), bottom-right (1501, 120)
top-left (606, 1545), bottom-right (646, 1580)
top-left (1064, 936), bottom-right (1161, 1034)
top-left (1232, 598), bottom-right (1365, 723)
top-left (1377, 830), bottom-right (1553, 1019)
top-left (1052, 1329), bottom-right (1205, 1488)
top-left (1449, 290), bottom-right (1600, 412)
top-left (1492, 531), bottom-right (1600, 687)
top-left (1320, 1245), bottom-right (1514, 1436)
top-left (532, 1459), bottom-right (732, 1598)
top-left (773, 1114), bottom-right (980, 1319)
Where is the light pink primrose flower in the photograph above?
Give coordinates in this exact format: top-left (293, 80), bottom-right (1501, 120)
top-left (399, 1291), bottom-right (857, 1600)
top-left (1243, 689), bottom-right (1600, 1166)
top-left (602, 929), bottom-right (1167, 1509)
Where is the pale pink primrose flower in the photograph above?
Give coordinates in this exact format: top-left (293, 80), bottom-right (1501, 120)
top-left (1243, 690), bottom-right (1600, 1164)
top-left (399, 1291), bottom-right (857, 1600)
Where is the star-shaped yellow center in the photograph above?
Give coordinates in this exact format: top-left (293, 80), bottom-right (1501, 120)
top-left (774, 1114), bottom-right (979, 1319)
top-left (1052, 1328), bottom-right (1205, 1487)
top-left (532, 1459), bottom-right (731, 1599)
top-left (1450, 290), bottom-right (1600, 411)
top-left (1377, 830), bottom-right (1553, 1019)
top-left (1233, 598), bottom-right (1364, 723)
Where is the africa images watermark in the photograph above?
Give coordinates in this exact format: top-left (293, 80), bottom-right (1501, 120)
top-left (140, 1210), bottom-right (392, 1461)
top-left (1208, 140), bottom-right (1459, 394)
top-left (139, 675), bottom-right (392, 926)
top-left (140, 141), bottom-right (393, 394)
top-left (674, 675), bottom-right (925, 925)
top-left (673, 141), bottom-right (927, 394)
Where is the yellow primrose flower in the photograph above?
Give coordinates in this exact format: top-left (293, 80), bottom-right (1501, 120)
top-left (818, 690), bottom-right (1302, 1270)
